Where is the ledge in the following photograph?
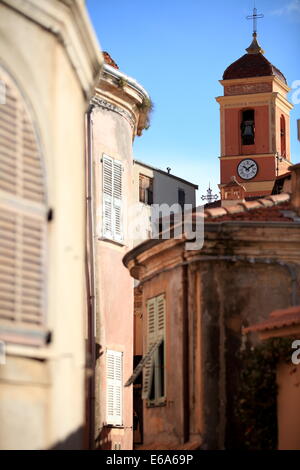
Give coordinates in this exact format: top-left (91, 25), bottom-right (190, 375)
top-left (0, 324), bottom-right (51, 347)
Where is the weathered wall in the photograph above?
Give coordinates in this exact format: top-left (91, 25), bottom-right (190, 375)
top-left (130, 220), bottom-right (300, 449)
top-left (92, 96), bottom-right (137, 450)
top-left (141, 266), bottom-right (185, 447)
top-left (197, 259), bottom-right (298, 448)
top-left (277, 361), bottom-right (300, 450)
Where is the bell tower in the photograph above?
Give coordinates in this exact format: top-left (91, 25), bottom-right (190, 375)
top-left (216, 9), bottom-right (293, 198)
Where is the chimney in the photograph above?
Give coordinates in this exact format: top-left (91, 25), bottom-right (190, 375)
top-left (289, 163), bottom-right (300, 214)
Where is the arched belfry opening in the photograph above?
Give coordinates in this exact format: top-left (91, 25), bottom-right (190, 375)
top-left (241, 109), bottom-right (255, 146)
top-left (280, 114), bottom-right (286, 158)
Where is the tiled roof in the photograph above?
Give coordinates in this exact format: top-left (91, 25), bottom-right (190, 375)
top-left (202, 193), bottom-right (296, 222)
top-left (243, 306), bottom-right (300, 334)
top-left (223, 53), bottom-right (287, 84)
top-left (103, 51), bottom-right (119, 69)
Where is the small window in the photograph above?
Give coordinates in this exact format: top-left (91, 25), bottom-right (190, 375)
top-left (143, 295), bottom-right (166, 406)
top-left (139, 174), bottom-right (153, 205)
top-left (241, 109), bottom-right (255, 146)
top-left (280, 115), bottom-right (286, 157)
top-left (178, 188), bottom-right (185, 210)
top-left (106, 349), bottom-right (123, 426)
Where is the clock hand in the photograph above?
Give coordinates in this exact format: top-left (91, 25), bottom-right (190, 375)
top-left (245, 164), bottom-right (254, 171)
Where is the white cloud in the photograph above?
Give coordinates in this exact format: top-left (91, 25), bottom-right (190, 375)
top-left (271, 0), bottom-right (300, 17)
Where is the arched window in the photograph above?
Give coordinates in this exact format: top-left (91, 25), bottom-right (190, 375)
top-left (0, 66), bottom-right (47, 338)
top-left (241, 109), bottom-right (255, 146)
top-left (280, 114), bottom-right (286, 158)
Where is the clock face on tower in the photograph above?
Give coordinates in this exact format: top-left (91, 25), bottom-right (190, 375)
top-left (237, 159), bottom-right (258, 180)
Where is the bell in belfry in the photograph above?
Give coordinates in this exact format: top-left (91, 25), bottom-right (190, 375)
top-left (241, 120), bottom-right (255, 145)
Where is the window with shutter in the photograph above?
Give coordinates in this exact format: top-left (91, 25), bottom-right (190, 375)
top-left (139, 174), bottom-right (153, 205)
top-left (102, 155), bottom-right (113, 239)
top-left (0, 66), bottom-right (47, 343)
top-left (102, 154), bottom-right (123, 243)
top-left (113, 160), bottom-right (123, 242)
top-left (142, 294), bottom-right (166, 404)
top-left (106, 349), bottom-right (123, 426)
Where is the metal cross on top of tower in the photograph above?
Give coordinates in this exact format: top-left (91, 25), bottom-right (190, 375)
top-left (246, 6), bottom-right (264, 35)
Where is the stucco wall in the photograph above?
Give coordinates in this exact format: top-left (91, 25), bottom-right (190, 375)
top-left (92, 103), bottom-right (135, 450)
top-left (129, 220), bottom-right (300, 449)
top-left (141, 267), bottom-right (186, 447)
top-left (0, 1), bottom-right (100, 449)
top-left (277, 361), bottom-right (300, 450)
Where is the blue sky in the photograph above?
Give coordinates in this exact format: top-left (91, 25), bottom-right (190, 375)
top-left (87, 0), bottom-right (300, 202)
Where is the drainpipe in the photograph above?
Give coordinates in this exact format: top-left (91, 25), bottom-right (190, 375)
top-left (85, 104), bottom-right (96, 449)
top-left (182, 264), bottom-right (190, 443)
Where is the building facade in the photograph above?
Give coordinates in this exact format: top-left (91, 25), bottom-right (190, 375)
top-left (0, 0), bottom-right (101, 449)
top-left (87, 54), bottom-right (150, 450)
top-left (87, 54), bottom-right (198, 449)
top-left (133, 160), bottom-right (197, 246)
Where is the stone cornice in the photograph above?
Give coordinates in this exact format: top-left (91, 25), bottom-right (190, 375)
top-left (219, 75), bottom-right (291, 93)
top-left (216, 91), bottom-right (274, 105)
top-left (90, 96), bottom-right (136, 129)
top-left (2, 0), bottom-right (102, 98)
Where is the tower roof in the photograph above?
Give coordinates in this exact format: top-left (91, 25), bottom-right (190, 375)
top-left (223, 33), bottom-right (287, 84)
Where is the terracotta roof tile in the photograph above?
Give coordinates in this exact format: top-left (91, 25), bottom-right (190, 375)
top-left (201, 194), bottom-right (295, 223)
top-left (103, 51), bottom-right (119, 69)
top-left (243, 306), bottom-right (300, 334)
top-left (205, 207), bottom-right (227, 218)
top-left (223, 204), bottom-right (245, 215)
top-left (268, 193), bottom-right (290, 204)
top-left (240, 200), bottom-right (264, 210)
top-left (258, 198), bottom-right (275, 207)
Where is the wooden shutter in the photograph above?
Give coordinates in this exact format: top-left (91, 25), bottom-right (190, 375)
top-left (125, 337), bottom-right (163, 387)
top-left (142, 295), bottom-right (166, 400)
top-left (0, 66), bottom-right (47, 329)
top-left (142, 298), bottom-right (156, 399)
top-left (106, 349), bottom-right (123, 426)
top-left (113, 160), bottom-right (123, 242)
top-left (102, 155), bottom-right (123, 242)
top-left (102, 154), bottom-right (113, 239)
top-left (155, 294), bottom-right (166, 399)
top-left (156, 294), bottom-right (166, 339)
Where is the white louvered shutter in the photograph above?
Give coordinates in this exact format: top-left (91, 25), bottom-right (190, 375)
top-left (142, 298), bottom-right (156, 399)
top-left (102, 154), bottom-right (113, 239)
top-left (154, 294), bottom-right (166, 399)
top-left (0, 66), bottom-right (47, 329)
top-left (106, 349), bottom-right (123, 426)
top-left (156, 294), bottom-right (166, 340)
top-left (113, 160), bottom-right (123, 242)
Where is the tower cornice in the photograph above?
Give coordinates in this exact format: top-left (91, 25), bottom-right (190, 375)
top-left (219, 75), bottom-right (291, 93)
